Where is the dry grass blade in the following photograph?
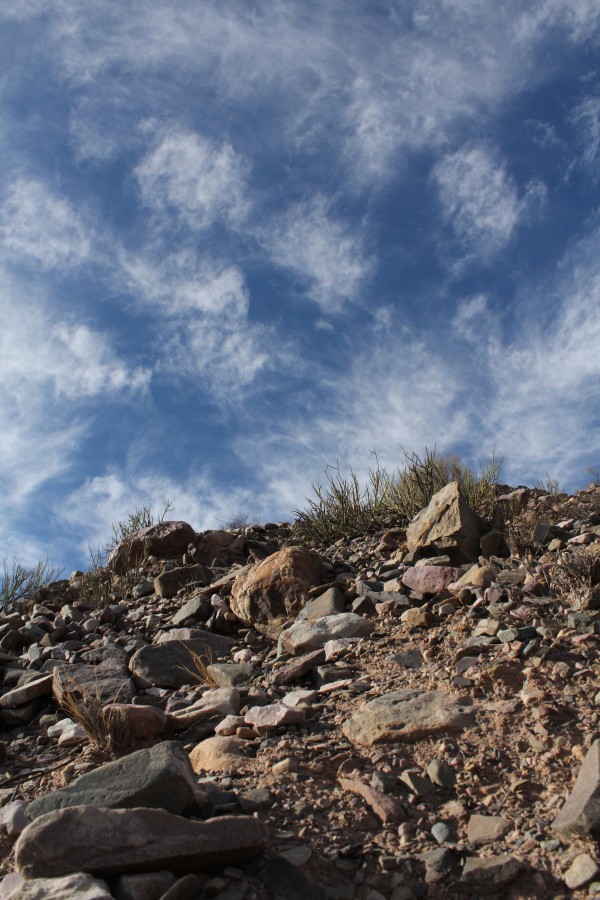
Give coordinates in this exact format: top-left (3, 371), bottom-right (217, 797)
top-left (546, 546), bottom-right (600, 611)
top-left (176, 644), bottom-right (220, 688)
top-left (58, 671), bottom-right (132, 755)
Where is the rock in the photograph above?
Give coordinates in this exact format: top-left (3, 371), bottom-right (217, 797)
top-left (245, 703), bottom-right (305, 730)
top-left (281, 613), bottom-right (373, 655)
top-left (102, 704), bottom-right (169, 740)
top-left (271, 650), bottom-right (326, 685)
top-left (343, 690), bottom-right (476, 746)
top-left (459, 854), bottom-right (522, 888)
top-left (260, 856), bottom-right (327, 900)
top-left (53, 656), bottom-right (135, 706)
top-left (400, 607), bottom-right (433, 629)
top-left (426, 759), bottom-right (456, 789)
top-left (296, 586), bottom-right (345, 621)
top-left (406, 482), bottom-right (488, 563)
top-left (6, 872), bottom-right (113, 899)
top-left (401, 566), bottom-right (461, 595)
top-left (229, 547), bottom-right (326, 637)
top-left (420, 847), bottom-right (456, 884)
top-left (189, 736), bottom-right (252, 773)
top-left (0, 801), bottom-right (29, 837)
top-left (114, 871), bottom-right (177, 900)
top-left (171, 595), bottom-right (212, 626)
top-left (196, 530), bottom-right (242, 562)
top-left (238, 788), bottom-right (274, 813)
top-left (399, 771), bottom-right (434, 796)
top-left (564, 853), bottom-right (599, 890)
top-left (552, 739), bottom-right (600, 839)
top-left (167, 688), bottom-right (240, 731)
top-left (0, 675), bottom-right (53, 708)
top-left (27, 742), bottom-right (197, 819)
top-left (47, 719), bottom-right (87, 746)
top-left (338, 777), bottom-right (405, 823)
top-left (431, 821), bottom-right (451, 844)
top-left (15, 807), bottom-right (266, 878)
top-left (467, 814), bottom-right (510, 844)
top-left (205, 663), bottom-right (258, 687)
top-left (154, 565), bottom-right (210, 599)
top-left (159, 874), bottom-right (206, 900)
top-left (392, 649), bottom-right (424, 669)
top-left (109, 521), bottom-right (197, 575)
top-left (451, 564), bottom-right (495, 589)
top-left (129, 635), bottom-right (234, 689)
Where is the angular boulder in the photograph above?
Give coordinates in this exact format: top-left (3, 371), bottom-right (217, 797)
top-left (129, 634), bottom-right (234, 689)
top-left (15, 807), bottom-right (267, 878)
top-left (26, 742), bottom-right (197, 820)
top-left (406, 482), bottom-right (488, 563)
top-left (281, 613), bottom-right (373, 655)
top-left (109, 521), bottom-right (197, 575)
top-left (53, 655), bottom-right (135, 707)
top-left (552, 740), bottom-right (600, 839)
top-left (343, 689), bottom-right (476, 746)
top-left (230, 547), bottom-right (326, 637)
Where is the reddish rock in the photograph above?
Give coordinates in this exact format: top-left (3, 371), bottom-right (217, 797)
top-left (338, 777), bottom-right (405, 824)
top-left (401, 566), bottom-right (461, 595)
top-left (552, 740), bottom-right (600, 839)
top-left (245, 703), bottom-right (306, 730)
top-left (109, 521), bottom-right (197, 575)
top-left (271, 649), bottom-right (326, 685)
top-left (188, 736), bottom-right (253, 774)
top-left (230, 547), bottom-right (326, 637)
top-left (103, 704), bottom-right (168, 740)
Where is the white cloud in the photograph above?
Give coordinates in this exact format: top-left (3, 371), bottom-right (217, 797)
top-left (0, 269), bottom-right (150, 506)
top-left (433, 144), bottom-right (543, 258)
top-left (570, 96), bottom-right (600, 175)
top-left (0, 178), bottom-right (92, 271)
top-left (267, 196), bottom-right (372, 314)
top-left (118, 251), bottom-right (272, 399)
top-left (135, 128), bottom-right (249, 231)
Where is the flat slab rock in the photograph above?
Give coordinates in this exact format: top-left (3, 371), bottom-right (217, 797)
top-left (281, 613), bottom-right (373, 655)
top-left (342, 689), bottom-right (476, 746)
top-left (2, 872), bottom-right (113, 899)
top-left (53, 656), bottom-right (135, 706)
top-left (27, 741), bottom-right (197, 820)
top-left (15, 807), bottom-right (267, 879)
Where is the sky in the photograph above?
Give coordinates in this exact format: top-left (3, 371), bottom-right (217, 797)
top-left (1, 0), bottom-right (600, 574)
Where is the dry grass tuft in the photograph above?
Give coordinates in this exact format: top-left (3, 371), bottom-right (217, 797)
top-left (546, 546), bottom-right (600, 611)
top-left (176, 644), bottom-right (220, 688)
top-left (59, 673), bottom-right (132, 755)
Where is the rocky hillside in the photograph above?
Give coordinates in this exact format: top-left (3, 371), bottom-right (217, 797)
top-left (1, 481), bottom-right (600, 899)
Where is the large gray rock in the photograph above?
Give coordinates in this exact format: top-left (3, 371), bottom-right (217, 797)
top-left (53, 654), bottom-right (135, 706)
top-left (0, 675), bottom-right (53, 708)
top-left (406, 482), bottom-right (488, 563)
top-left (281, 613), bottom-right (373, 655)
top-left (343, 689), bottom-right (476, 746)
top-left (27, 742), bottom-right (197, 820)
top-left (171, 594), bottom-right (212, 626)
top-left (16, 808), bottom-right (267, 878)
top-left (552, 740), bottom-right (600, 839)
top-left (109, 521), bottom-right (197, 575)
top-left (129, 634), bottom-right (233, 689)
top-left (230, 547), bottom-right (325, 637)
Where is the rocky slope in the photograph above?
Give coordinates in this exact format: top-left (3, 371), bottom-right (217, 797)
top-left (1, 482), bottom-right (600, 899)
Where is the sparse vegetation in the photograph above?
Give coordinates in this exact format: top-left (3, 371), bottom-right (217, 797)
top-left (0, 557), bottom-right (63, 613)
top-left (59, 674), bottom-right (131, 755)
top-left (546, 545), bottom-right (600, 611)
top-left (107, 499), bottom-right (173, 556)
top-left (177, 645), bottom-right (220, 688)
top-left (293, 447), bottom-right (502, 545)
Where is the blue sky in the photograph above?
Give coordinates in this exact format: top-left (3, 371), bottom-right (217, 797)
top-left (1, 0), bottom-right (600, 573)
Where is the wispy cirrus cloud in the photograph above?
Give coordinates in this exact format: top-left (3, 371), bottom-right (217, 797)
top-left (432, 143), bottom-right (545, 259)
top-left (266, 195), bottom-right (372, 314)
top-left (0, 269), bottom-right (150, 507)
top-left (135, 127), bottom-right (249, 231)
top-left (570, 95), bottom-right (600, 175)
top-left (0, 178), bottom-right (92, 272)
